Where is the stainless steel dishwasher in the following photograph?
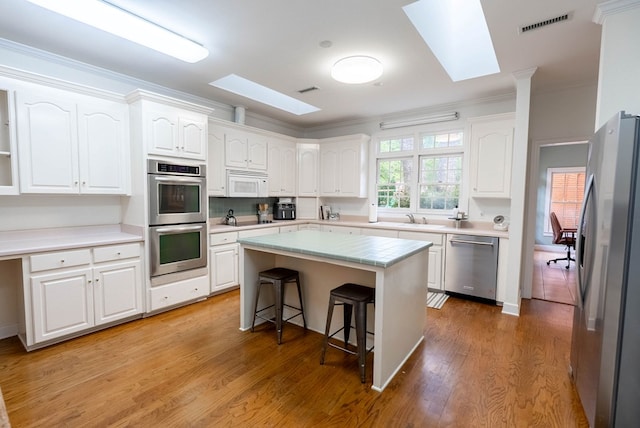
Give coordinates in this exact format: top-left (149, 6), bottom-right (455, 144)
top-left (444, 234), bottom-right (499, 300)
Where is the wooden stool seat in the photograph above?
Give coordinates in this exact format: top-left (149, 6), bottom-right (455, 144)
top-left (320, 283), bottom-right (375, 383)
top-left (252, 267), bottom-right (306, 344)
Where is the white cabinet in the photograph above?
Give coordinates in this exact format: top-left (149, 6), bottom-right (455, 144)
top-left (209, 231), bottom-right (239, 294)
top-left (16, 86), bottom-right (129, 195)
top-left (298, 223), bottom-right (321, 231)
top-left (268, 139), bottom-right (297, 196)
top-left (360, 228), bottom-right (398, 238)
top-left (321, 225), bottom-right (361, 235)
top-left (126, 90), bottom-right (211, 161)
top-left (469, 114), bottom-right (515, 198)
top-left (319, 134), bottom-right (369, 197)
top-left (144, 102), bottom-right (207, 160)
top-left (208, 125), bottom-right (227, 196)
top-left (398, 231), bottom-right (444, 291)
top-left (279, 225), bottom-right (298, 233)
top-left (297, 142), bottom-right (319, 197)
top-left (27, 243), bottom-right (143, 345)
top-left (0, 88), bottom-right (18, 194)
top-left (225, 129), bottom-right (267, 170)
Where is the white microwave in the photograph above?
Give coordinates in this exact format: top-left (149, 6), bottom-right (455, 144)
top-left (227, 170), bottom-right (268, 197)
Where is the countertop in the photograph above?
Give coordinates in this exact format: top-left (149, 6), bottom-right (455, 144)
top-left (0, 225), bottom-right (143, 258)
top-left (237, 230), bottom-right (432, 268)
top-left (210, 217), bottom-right (509, 238)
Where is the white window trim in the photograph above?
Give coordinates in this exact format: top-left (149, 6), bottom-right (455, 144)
top-left (543, 166), bottom-right (585, 235)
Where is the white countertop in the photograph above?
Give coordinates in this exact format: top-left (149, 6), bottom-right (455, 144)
top-left (210, 217), bottom-right (509, 238)
top-left (0, 225), bottom-right (143, 258)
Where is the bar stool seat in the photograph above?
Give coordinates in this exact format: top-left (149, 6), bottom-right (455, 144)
top-left (252, 267), bottom-right (306, 344)
top-left (320, 283), bottom-right (375, 383)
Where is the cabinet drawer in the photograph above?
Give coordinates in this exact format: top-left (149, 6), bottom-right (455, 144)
top-left (398, 231), bottom-right (443, 246)
top-left (149, 277), bottom-right (208, 311)
top-left (93, 243), bottom-right (141, 263)
top-left (210, 231), bottom-right (238, 246)
top-left (238, 228), bottom-right (279, 238)
top-left (321, 225), bottom-right (361, 235)
top-left (30, 249), bottom-right (92, 272)
top-left (279, 225), bottom-right (298, 233)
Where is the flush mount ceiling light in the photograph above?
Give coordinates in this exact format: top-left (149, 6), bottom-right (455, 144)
top-left (403, 0), bottom-right (499, 81)
top-left (209, 74), bottom-right (320, 116)
top-left (331, 56), bottom-right (383, 84)
top-left (380, 112), bottom-right (459, 130)
top-left (25, 0), bottom-right (209, 63)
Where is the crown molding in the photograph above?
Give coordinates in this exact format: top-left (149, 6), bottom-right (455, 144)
top-left (593, 0), bottom-right (640, 24)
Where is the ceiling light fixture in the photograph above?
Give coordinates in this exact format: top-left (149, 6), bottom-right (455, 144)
top-left (380, 112), bottom-right (459, 130)
top-left (403, 0), bottom-right (499, 81)
top-left (331, 56), bottom-right (383, 84)
top-left (25, 0), bottom-right (209, 63)
top-left (209, 74), bottom-right (320, 116)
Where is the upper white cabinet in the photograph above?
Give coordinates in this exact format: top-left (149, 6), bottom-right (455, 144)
top-left (225, 128), bottom-right (268, 170)
top-left (319, 134), bottom-right (369, 197)
top-left (126, 90), bottom-right (211, 161)
top-left (297, 141), bottom-right (319, 197)
top-left (207, 125), bottom-right (226, 196)
top-left (0, 87), bottom-right (19, 194)
top-left (16, 86), bottom-right (129, 195)
top-left (468, 113), bottom-right (515, 199)
top-left (268, 139), bottom-right (296, 196)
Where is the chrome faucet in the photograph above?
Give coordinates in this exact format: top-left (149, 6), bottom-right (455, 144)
top-left (406, 213), bottom-right (415, 223)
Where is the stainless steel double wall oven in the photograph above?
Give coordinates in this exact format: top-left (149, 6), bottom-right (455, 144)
top-left (148, 160), bottom-right (207, 280)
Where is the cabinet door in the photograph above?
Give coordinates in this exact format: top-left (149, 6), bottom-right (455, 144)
top-left (208, 127), bottom-right (227, 196)
top-left (280, 143), bottom-right (296, 194)
top-left (210, 244), bottom-right (238, 293)
top-left (297, 144), bottom-right (318, 196)
top-left (319, 145), bottom-right (339, 196)
top-left (179, 113), bottom-right (207, 160)
top-left (427, 246), bottom-right (443, 291)
top-left (225, 129), bottom-right (248, 168)
top-left (16, 90), bottom-right (79, 193)
top-left (337, 143), bottom-right (361, 196)
top-left (31, 267), bottom-right (93, 342)
top-left (94, 260), bottom-right (143, 325)
top-left (247, 135), bottom-right (268, 170)
top-left (77, 100), bottom-right (128, 194)
top-left (268, 140), bottom-right (296, 195)
top-left (469, 117), bottom-right (514, 198)
top-left (146, 104), bottom-right (179, 157)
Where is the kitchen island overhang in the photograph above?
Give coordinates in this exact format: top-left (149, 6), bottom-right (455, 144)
top-left (237, 230), bottom-right (432, 391)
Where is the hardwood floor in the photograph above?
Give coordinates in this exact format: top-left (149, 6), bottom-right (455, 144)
top-left (0, 290), bottom-right (588, 427)
top-left (532, 250), bottom-right (576, 305)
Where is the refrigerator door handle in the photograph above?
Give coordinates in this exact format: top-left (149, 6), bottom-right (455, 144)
top-left (576, 173), bottom-right (595, 306)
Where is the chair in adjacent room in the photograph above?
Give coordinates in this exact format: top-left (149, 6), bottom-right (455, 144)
top-left (320, 283), bottom-right (375, 383)
top-left (546, 211), bottom-right (576, 269)
top-left (251, 267), bottom-right (306, 345)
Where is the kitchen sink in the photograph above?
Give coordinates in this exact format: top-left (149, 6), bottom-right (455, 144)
top-left (375, 222), bottom-right (446, 230)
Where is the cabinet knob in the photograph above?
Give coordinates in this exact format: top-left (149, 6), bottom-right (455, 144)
top-left (117, 252), bottom-right (121, 256)
top-left (88, 279), bottom-right (92, 284)
top-left (60, 259), bottom-right (65, 263)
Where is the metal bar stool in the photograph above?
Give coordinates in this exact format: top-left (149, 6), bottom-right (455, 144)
top-left (320, 283), bottom-right (375, 383)
top-left (251, 267), bottom-right (306, 344)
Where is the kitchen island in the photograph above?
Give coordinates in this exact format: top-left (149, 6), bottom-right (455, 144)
top-left (237, 230), bottom-right (432, 391)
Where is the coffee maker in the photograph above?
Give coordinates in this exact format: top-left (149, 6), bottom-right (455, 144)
top-left (274, 198), bottom-right (296, 220)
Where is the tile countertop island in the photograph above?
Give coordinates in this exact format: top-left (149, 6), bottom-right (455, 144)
top-left (237, 230), bottom-right (432, 391)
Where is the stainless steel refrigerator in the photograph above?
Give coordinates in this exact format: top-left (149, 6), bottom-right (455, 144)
top-left (570, 111), bottom-right (640, 427)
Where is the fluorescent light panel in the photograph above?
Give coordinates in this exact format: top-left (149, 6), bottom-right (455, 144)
top-left (403, 0), bottom-right (499, 81)
top-left (209, 74), bottom-right (320, 116)
top-left (331, 56), bottom-right (383, 84)
top-left (26, 0), bottom-right (209, 63)
top-left (380, 112), bottom-right (459, 130)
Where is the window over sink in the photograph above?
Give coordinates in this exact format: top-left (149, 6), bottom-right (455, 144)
top-left (376, 130), bottom-right (463, 213)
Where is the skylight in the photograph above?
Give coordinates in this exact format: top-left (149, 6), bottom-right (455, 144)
top-left (209, 74), bottom-right (320, 116)
top-left (402, 0), bottom-right (500, 82)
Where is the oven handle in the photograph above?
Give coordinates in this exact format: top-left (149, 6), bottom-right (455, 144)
top-left (152, 176), bottom-right (204, 184)
top-left (449, 239), bottom-right (494, 247)
top-left (155, 225), bottom-right (205, 233)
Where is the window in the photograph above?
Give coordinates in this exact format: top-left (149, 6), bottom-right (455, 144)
top-left (376, 130), bottom-right (463, 213)
top-left (544, 167), bottom-right (586, 234)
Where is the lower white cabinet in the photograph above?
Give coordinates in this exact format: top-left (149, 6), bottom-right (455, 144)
top-left (209, 231), bottom-right (239, 294)
top-left (149, 275), bottom-right (208, 311)
top-left (321, 225), bottom-right (361, 235)
top-left (210, 243), bottom-right (239, 294)
top-left (398, 231), bottom-right (444, 291)
top-left (27, 243), bottom-right (143, 345)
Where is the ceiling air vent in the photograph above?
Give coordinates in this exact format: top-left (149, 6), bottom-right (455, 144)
top-left (520, 13), bottom-right (571, 33)
top-left (298, 86), bottom-right (319, 94)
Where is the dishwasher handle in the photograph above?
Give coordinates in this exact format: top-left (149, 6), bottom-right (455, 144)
top-left (449, 239), bottom-right (495, 247)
